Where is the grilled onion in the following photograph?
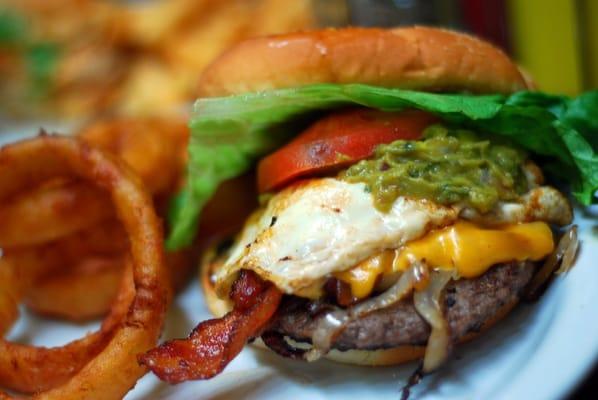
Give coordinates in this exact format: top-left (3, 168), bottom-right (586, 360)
top-left (307, 262), bottom-right (429, 361)
top-left (555, 226), bottom-right (579, 275)
top-left (526, 225), bottom-right (578, 300)
top-left (413, 270), bottom-right (452, 372)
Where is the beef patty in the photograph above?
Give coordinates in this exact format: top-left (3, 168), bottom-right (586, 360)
top-left (267, 262), bottom-right (535, 351)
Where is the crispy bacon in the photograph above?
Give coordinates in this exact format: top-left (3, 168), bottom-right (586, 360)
top-left (139, 270), bottom-right (282, 383)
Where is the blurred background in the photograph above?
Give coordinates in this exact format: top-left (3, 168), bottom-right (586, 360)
top-left (0, 0), bottom-right (595, 121)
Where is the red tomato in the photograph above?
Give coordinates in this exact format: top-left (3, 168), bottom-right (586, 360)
top-left (257, 108), bottom-right (437, 193)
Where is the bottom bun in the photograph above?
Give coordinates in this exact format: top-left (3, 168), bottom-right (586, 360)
top-left (252, 337), bottom-right (426, 366)
top-left (199, 246), bottom-right (520, 367)
top-left (199, 248), bottom-right (232, 317)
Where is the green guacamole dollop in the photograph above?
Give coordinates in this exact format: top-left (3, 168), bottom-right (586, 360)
top-left (341, 125), bottom-right (529, 213)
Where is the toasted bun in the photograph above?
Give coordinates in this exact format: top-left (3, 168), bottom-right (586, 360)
top-left (200, 248), bottom-right (233, 317)
top-left (199, 249), bottom-right (520, 367)
top-left (198, 26), bottom-right (530, 97)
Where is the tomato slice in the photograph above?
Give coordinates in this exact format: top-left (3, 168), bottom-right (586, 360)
top-left (257, 108), bottom-right (437, 193)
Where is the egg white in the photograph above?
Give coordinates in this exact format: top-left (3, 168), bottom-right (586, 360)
top-left (215, 178), bottom-right (460, 298)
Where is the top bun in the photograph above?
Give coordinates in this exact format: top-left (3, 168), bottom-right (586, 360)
top-left (198, 26), bottom-right (530, 97)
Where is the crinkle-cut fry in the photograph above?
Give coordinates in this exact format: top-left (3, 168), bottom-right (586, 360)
top-left (0, 136), bottom-right (169, 398)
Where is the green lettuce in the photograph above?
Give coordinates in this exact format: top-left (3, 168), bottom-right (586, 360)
top-left (167, 84), bottom-right (598, 249)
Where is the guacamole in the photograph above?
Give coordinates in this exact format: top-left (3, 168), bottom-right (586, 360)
top-left (341, 125), bottom-right (529, 213)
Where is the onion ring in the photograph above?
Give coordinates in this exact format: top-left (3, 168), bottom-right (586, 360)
top-left (306, 262), bottom-right (428, 361)
top-left (0, 136), bottom-right (169, 398)
top-left (24, 256), bottom-right (125, 321)
top-left (0, 180), bottom-right (112, 248)
top-left (0, 220), bottom-right (129, 326)
top-left (15, 220), bottom-right (128, 282)
top-left (0, 257), bottom-right (135, 393)
top-left (24, 247), bottom-right (196, 322)
top-left (38, 219), bottom-right (129, 262)
top-left (0, 117), bottom-right (188, 249)
top-left (77, 116), bottom-right (189, 195)
top-left (0, 247), bottom-right (63, 335)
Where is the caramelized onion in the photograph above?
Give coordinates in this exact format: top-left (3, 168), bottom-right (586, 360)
top-left (526, 225), bottom-right (578, 300)
top-left (413, 270), bottom-right (452, 372)
top-left (555, 226), bottom-right (579, 275)
top-left (261, 332), bottom-right (307, 360)
top-left (307, 262), bottom-right (428, 361)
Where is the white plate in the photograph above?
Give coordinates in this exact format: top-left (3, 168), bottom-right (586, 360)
top-left (2, 125), bottom-right (598, 400)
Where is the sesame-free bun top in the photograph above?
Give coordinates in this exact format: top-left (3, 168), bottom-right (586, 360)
top-left (197, 26), bottom-right (531, 97)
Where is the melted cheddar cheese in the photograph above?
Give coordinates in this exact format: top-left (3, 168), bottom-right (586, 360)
top-left (334, 221), bottom-right (554, 299)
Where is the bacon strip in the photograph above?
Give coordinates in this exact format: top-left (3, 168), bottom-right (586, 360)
top-left (139, 270), bottom-right (282, 383)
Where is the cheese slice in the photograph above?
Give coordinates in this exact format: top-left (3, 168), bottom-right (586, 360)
top-left (335, 221), bottom-right (554, 299)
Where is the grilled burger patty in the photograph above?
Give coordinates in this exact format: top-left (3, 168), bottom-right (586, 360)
top-left (268, 262), bottom-right (535, 351)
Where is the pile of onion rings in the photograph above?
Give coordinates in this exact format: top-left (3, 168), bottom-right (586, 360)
top-left (0, 117), bottom-right (192, 322)
top-left (0, 117), bottom-right (259, 396)
top-left (0, 135), bottom-right (169, 397)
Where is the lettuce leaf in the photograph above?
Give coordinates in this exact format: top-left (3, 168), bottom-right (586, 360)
top-left (167, 84), bottom-right (598, 249)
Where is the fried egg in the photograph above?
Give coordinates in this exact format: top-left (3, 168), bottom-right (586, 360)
top-left (215, 178), bottom-right (460, 298)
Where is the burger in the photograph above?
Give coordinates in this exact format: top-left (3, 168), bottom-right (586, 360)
top-left (139, 27), bottom-right (596, 388)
